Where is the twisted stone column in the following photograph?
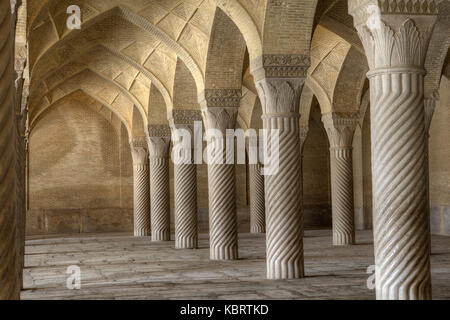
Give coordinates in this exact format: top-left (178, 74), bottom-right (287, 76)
top-left (350, 3), bottom-right (438, 299)
top-left (249, 163), bottom-right (265, 233)
top-left (0, 0), bottom-right (20, 299)
top-left (130, 137), bottom-right (150, 236)
top-left (322, 113), bottom-right (358, 245)
top-left (254, 57), bottom-right (308, 279)
top-left (201, 90), bottom-right (240, 260)
top-left (148, 126), bottom-right (171, 241)
top-left (169, 110), bottom-right (202, 249)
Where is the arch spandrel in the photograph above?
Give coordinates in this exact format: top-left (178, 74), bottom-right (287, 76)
top-left (308, 23), bottom-right (367, 115)
top-left (30, 89), bottom-right (133, 138)
top-left (172, 58), bottom-right (200, 113)
top-left (148, 84), bottom-right (170, 125)
top-left (204, 7), bottom-right (247, 91)
top-left (29, 67), bottom-right (146, 129)
top-left (29, 70), bottom-right (136, 132)
top-left (262, 0), bottom-right (318, 56)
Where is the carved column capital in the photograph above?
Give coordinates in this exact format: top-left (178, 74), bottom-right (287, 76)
top-left (198, 89), bottom-right (240, 132)
top-left (130, 137), bottom-right (149, 165)
top-left (256, 77), bottom-right (305, 115)
top-left (169, 109), bottom-right (202, 155)
top-left (148, 137), bottom-right (170, 159)
top-left (322, 113), bottom-right (359, 148)
top-left (147, 124), bottom-right (171, 159)
top-left (201, 107), bottom-right (238, 132)
top-left (349, 3), bottom-right (438, 71)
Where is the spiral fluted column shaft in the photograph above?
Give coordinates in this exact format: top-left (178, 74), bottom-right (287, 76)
top-left (174, 162), bottom-right (198, 249)
top-left (264, 116), bottom-right (303, 279)
top-left (0, 0), bottom-right (20, 299)
top-left (330, 148), bottom-right (355, 245)
top-left (370, 71), bottom-right (431, 300)
top-left (207, 147), bottom-right (238, 260)
top-left (150, 157), bottom-right (170, 241)
top-left (249, 164), bottom-right (265, 233)
top-left (201, 105), bottom-right (239, 261)
top-left (131, 145), bottom-right (150, 237)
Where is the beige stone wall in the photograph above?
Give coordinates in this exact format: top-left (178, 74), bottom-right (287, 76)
top-left (429, 76), bottom-right (450, 236)
top-left (27, 99), bottom-right (133, 235)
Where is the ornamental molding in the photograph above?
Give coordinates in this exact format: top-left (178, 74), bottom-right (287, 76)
top-left (169, 109), bottom-right (202, 125)
top-left (130, 136), bottom-right (148, 149)
top-left (200, 89), bottom-right (241, 108)
top-left (251, 54), bottom-right (310, 81)
top-left (148, 124), bottom-right (171, 137)
top-left (349, 0), bottom-right (439, 27)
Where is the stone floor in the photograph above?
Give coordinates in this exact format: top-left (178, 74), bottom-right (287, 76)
top-left (21, 230), bottom-right (450, 300)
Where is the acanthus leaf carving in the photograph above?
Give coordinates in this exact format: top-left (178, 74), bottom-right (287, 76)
top-left (201, 107), bottom-right (238, 132)
top-left (148, 137), bottom-right (171, 158)
top-left (322, 113), bottom-right (359, 148)
top-left (256, 78), bottom-right (305, 115)
top-left (351, 7), bottom-right (437, 70)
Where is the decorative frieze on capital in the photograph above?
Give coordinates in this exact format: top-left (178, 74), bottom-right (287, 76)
top-left (199, 89), bottom-right (241, 109)
top-left (322, 113), bottom-right (359, 148)
top-left (148, 137), bottom-right (171, 158)
top-left (201, 107), bottom-right (238, 133)
top-left (169, 109), bottom-right (202, 132)
top-left (349, 0), bottom-right (439, 27)
top-left (256, 78), bottom-right (305, 115)
top-left (170, 109), bottom-right (202, 124)
top-left (251, 54), bottom-right (310, 81)
top-left (148, 124), bottom-right (171, 138)
top-left (130, 136), bottom-right (148, 148)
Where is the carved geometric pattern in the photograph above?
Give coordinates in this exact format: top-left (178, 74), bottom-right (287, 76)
top-left (148, 124), bottom-right (171, 137)
top-left (252, 54), bottom-right (310, 81)
top-left (171, 109), bottom-right (202, 125)
top-left (203, 89), bottom-right (241, 108)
